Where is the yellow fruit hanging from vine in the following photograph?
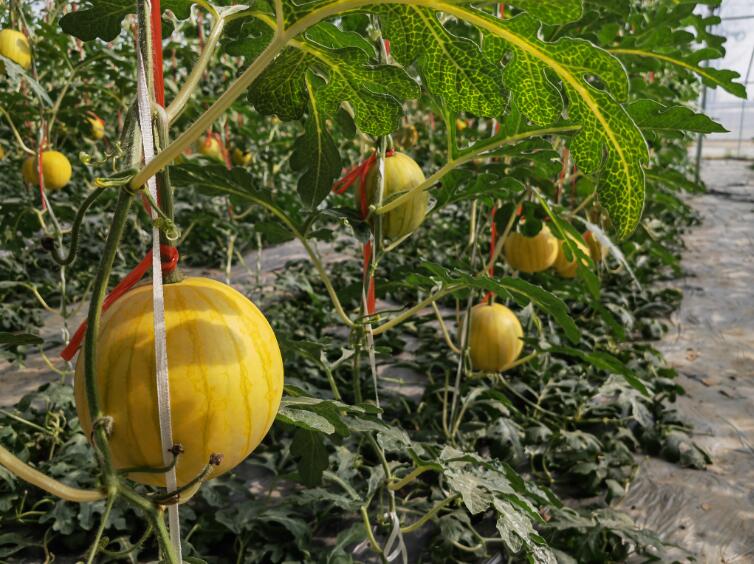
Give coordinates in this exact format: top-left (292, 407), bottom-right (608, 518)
top-left (0, 29), bottom-right (31, 69)
top-left (468, 302), bottom-right (524, 372)
top-left (22, 151), bottom-right (72, 190)
top-left (363, 152), bottom-right (428, 240)
top-left (73, 277), bottom-right (285, 487)
top-left (503, 224), bottom-right (559, 274)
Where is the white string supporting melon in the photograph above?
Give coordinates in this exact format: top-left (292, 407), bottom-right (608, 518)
top-left (135, 31), bottom-right (182, 562)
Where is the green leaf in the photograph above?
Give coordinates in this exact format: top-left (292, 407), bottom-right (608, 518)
top-left (546, 345), bottom-right (650, 396)
top-left (246, 25), bottom-right (420, 135)
top-left (626, 99), bottom-right (727, 133)
top-left (493, 498), bottom-right (537, 555)
top-left (290, 76), bottom-right (342, 209)
top-left (225, 18), bottom-right (275, 61)
top-left (507, 0), bottom-right (583, 25)
top-left (645, 168), bottom-right (703, 193)
top-left (0, 332), bottom-right (43, 347)
top-left (0, 57), bottom-right (53, 106)
top-left (474, 10), bottom-right (647, 238)
top-left (378, 5), bottom-right (505, 117)
top-left (59, 0), bottom-right (193, 42)
top-left (610, 47), bottom-right (747, 99)
top-left (416, 262), bottom-right (580, 344)
top-left (498, 277), bottom-right (581, 344)
top-left (290, 429), bottom-right (329, 487)
top-left (247, 47), bottom-right (314, 121)
top-left (311, 46), bottom-right (420, 136)
top-left (277, 406), bottom-right (336, 434)
top-left (305, 22), bottom-right (375, 56)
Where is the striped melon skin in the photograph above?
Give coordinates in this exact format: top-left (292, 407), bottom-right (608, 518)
top-left (553, 235), bottom-right (591, 279)
top-left (74, 277), bottom-right (284, 487)
top-left (363, 152), bottom-right (428, 240)
top-left (0, 29), bottom-right (31, 69)
top-left (469, 303), bottom-right (524, 372)
top-left (503, 224), bottom-right (559, 273)
top-left (22, 151), bottom-right (72, 191)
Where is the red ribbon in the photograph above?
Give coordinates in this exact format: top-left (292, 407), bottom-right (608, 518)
top-left (60, 245), bottom-right (180, 361)
top-left (483, 206), bottom-right (497, 304)
top-left (151, 0), bottom-right (165, 107)
top-left (332, 150), bottom-right (396, 314)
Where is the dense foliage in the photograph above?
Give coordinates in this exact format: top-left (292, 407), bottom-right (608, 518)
top-left (0, 0), bottom-right (742, 562)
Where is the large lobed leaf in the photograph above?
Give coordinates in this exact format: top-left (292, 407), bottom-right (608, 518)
top-left (60, 0), bottom-right (194, 42)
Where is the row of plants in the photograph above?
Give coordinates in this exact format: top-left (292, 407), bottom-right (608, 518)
top-left (0, 0), bottom-right (743, 562)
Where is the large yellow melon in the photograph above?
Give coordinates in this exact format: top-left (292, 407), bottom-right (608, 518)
top-left (74, 277), bottom-right (284, 487)
top-left (503, 224), bottom-right (559, 274)
top-left (363, 152), bottom-right (428, 240)
top-left (468, 302), bottom-right (524, 372)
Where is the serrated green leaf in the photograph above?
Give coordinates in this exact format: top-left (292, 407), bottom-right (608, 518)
top-left (305, 22), bottom-right (375, 56)
top-left (417, 263), bottom-right (580, 344)
top-left (290, 76), bottom-right (342, 209)
top-left (626, 99), bottom-right (727, 133)
top-left (290, 429), bottom-right (329, 487)
top-left (248, 47), bottom-right (314, 121)
top-left (0, 57), bottom-right (53, 106)
top-left (277, 406), bottom-right (336, 434)
top-left (60, 0), bottom-right (193, 42)
top-left (246, 23), bottom-right (419, 134)
top-left (378, 5), bottom-right (505, 117)
top-left (225, 18), bottom-right (275, 60)
top-left (473, 9), bottom-right (647, 238)
top-left (610, 47), bottom-right (746, 99)
top-left (546, 345), bottom-right (649, 396)
top-left (291, 429), bottom-right (329, 487)
top-left (309, 45), bottom-right (420, 135)
top-left (508, 0), bottom-right (583, 25)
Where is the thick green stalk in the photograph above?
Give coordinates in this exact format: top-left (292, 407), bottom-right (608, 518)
top-left (0, 444), bottom-right (105, 502)
top-left (83, 189), bottom-right (134, 473)
top-left (166, 13), bottom-right (225, 123)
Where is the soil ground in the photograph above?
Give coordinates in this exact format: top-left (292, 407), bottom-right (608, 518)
top-left (619, 159), bottom-right (754, 563)
top-left (1, 159), bottom-right (753, 563)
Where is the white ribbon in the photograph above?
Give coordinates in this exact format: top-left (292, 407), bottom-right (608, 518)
top-left (135, 39), bottom-right (182, 562)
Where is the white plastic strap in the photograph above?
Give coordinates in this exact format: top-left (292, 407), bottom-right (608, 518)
top-left (383, 491), bottom-right (408, 563)
top-left (135, 43), bottom-right (182, 561)
top-left (364, 150), bottom-right (385, 414)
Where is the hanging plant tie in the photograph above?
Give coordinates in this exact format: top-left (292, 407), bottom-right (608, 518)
top-left (332, 150), bottom-right (396, 315)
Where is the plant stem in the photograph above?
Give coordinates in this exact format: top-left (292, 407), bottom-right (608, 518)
top-left (360, 505), bottom-right (386, 557)
top-left (85, 494), bottom-right (115, 564)
top-left (0, 444), bottom-right (105, 502)
top-left (371, 286), bottom-right (459, 336)
top-left (388, 465), bottom-right (436, 491)
top-left (431, 302), bottom-right (461, 354)
top-left (166, 12), bottom-right (225, 123)
top-left (375, 125), bottom-right (579, 216)
top-left (0, 106), bottom-right (36, 154)
top-left (481, 191), bottom-right (528, 276)
top-left (83, 189), bottom-right (134, 476)
top-left (222, 188), bottom-right (354, 327)
top-left (48, 188), bottom-right (106, 266)
top-left (118, 486), bottom-right (180, 564)
top-left (400, 495), bottom-right (459, 533)
top-left (130, 30), bottom-right (287, 189)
